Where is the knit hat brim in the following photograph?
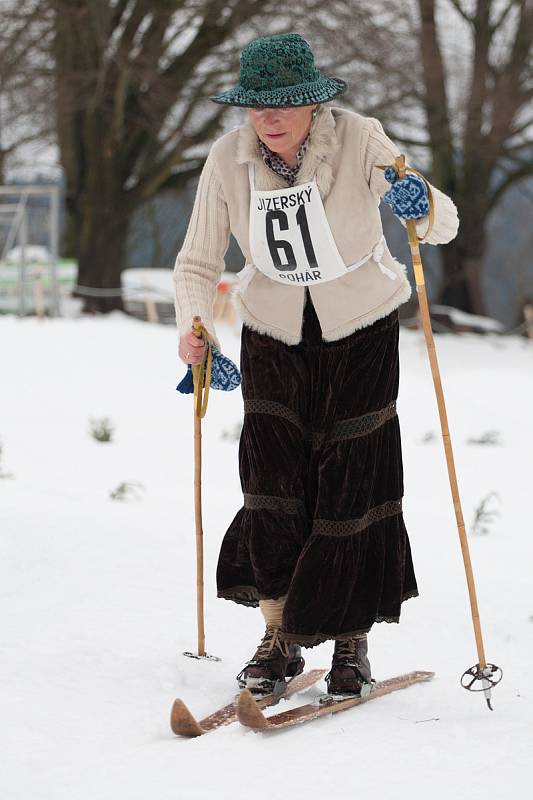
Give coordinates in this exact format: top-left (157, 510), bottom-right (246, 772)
top-left (209, 76), bottom-right (347, 108)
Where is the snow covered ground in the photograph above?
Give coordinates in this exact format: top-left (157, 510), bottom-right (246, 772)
top-left (1, 311), bottom-right (531, 800)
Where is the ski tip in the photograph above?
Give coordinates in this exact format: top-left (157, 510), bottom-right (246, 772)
top-left (236, 689), bottom-right (270, 730)
top-left (170, 698), bottom-right (205, 737)
top-left (413, 670), bottom-right (435, 680)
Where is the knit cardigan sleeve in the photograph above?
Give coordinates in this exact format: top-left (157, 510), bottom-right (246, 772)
top-left (362, 116), bottom-right (459, 245)
top-left (173, 148), bottom-right (230, 350)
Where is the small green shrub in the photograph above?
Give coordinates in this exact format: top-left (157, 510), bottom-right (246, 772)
top-left (90, 416), bottom-right (114, 443)
top-left (471, 492), bottom-right (501, 535)
top-left (109, 480), bottom-right (145, 501)
top-left (466, 430), bottom-right (502, 446)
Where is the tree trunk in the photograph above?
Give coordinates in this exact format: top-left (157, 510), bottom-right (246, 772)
top-left (74, 193), bottom-right (128, 313)
top-left (439, 239), bottom-right (470, 311)
top-left (462, 255), bottom-right (485, 317)
top-left (70, 99), bottom-right (131, 312)
top-left (439, 236), bottom-right (487, 316)
top-left (438, 168), bottom-right (489, 316)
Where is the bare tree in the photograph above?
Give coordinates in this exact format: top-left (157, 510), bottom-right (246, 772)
top-left (302, 0), bottom-right (533, 315)
top-left (0, 1), bottom-right (54, 182)
top-left (49, 0), bottom-right (282, 311)
top-left (6, 0), bottom-right (530, 316)
top-left (418, 0), bottom-right (532, 313)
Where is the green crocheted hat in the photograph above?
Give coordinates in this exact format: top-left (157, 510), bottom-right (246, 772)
top-left (209, 33), bottom-right (347, 108)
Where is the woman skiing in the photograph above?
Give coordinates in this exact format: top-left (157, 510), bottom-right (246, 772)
top-left (174, 33), bottom-right (459, 696)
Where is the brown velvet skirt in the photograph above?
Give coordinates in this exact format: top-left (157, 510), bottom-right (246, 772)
top-left (217, 289), bottom-right (418, 647)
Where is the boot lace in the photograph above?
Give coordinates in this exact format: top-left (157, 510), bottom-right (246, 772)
top-left (252, 626), bottom-right (290, 661)
top-left (334, 636), bottom-right (366, 665)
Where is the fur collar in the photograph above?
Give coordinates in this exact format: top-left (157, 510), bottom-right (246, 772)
top-left (235, 104), bottom-right (339, 198)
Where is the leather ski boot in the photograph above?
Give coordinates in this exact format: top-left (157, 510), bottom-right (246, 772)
top-left (324, 635), bottom-right (372, 696)
top-left (236, 626), bottom-right (305, 695)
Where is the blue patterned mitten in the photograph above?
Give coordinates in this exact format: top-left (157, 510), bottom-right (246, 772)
top-left (176, 341), bottom-right (241, 394)
top-left (383, 167), bottom-right (429, 220)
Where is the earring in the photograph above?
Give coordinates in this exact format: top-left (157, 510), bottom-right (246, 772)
top-left (312, 108), bottom-right (318, 119)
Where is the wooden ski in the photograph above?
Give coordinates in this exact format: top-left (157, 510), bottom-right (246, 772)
top-left (170, 668), bottom-right (326, 737)
top-left (237, 670), bottom-right (435, 731)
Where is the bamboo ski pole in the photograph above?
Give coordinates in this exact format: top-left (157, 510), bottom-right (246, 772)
top-left (193, 316), bottom-right (205, 657)
top-left (383, 155), bottom-right (502, 708)
top-left (182, 316), bottom-right (219, 662)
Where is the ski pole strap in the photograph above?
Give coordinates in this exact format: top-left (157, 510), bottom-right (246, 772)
top-left (191, 317), bottom-right (212, 418)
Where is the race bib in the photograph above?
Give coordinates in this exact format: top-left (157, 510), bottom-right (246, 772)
top-left (249, 173), bottom-right (349, 286)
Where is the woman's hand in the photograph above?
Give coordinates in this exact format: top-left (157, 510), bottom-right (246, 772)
top-left (178, 326), bottom-right (208, 365)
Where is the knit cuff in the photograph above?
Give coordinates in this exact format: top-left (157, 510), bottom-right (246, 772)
top-left (399, 184), bottom-right (459, 245)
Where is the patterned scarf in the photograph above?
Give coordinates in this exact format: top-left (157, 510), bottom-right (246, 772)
top-left (259, 134), bottom-right (309, 186)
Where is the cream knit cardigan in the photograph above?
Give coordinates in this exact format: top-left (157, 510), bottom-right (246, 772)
top-left (173, 104), bottom-right (459, 348)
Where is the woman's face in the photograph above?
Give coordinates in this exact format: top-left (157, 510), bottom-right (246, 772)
top-left (247, 105), bottom-right (317, 157)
